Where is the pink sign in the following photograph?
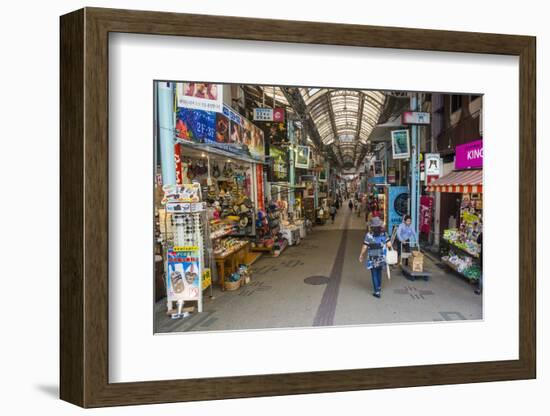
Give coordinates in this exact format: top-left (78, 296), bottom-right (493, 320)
top-left (455, 139), bottom-right (483, 170)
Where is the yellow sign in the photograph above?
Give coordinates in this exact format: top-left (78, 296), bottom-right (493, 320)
top-left (202, 269), bottom-right (212, 290)
top-left (173, 246), bottom-right (199, 252)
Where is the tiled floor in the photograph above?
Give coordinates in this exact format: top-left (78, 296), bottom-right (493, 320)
top-left (155, 203), bottom-right (482, 333)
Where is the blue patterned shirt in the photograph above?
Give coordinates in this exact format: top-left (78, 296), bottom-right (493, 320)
top-left (363, 232), bottom-right (390, 269)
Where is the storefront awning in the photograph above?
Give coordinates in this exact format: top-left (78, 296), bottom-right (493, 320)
top-left (426, 169), bottom-right (482, 193)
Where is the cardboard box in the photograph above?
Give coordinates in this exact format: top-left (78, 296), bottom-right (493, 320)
top-left (411, 251), bottom-right (424, 272)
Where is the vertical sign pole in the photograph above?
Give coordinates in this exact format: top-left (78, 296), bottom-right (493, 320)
top-left (158, 82), bottom-right (176, 185)
top-left (410, 94), bottom-right (419, 237)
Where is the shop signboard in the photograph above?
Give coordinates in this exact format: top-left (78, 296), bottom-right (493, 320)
top-left (402, 111), bottom-right (431, 125)
top-left (166, 249), bottom-right (201, 301)
top-left (388, 186), bottom-right (409, 233)
top-left (253, 108), bottom-right (273, 121)
top-left (253, 107), bottom-right (285, 122)
top-left (295, 145), bottom-right (310, 169)
top-left (391, 129), bottom-right (411, 160)
top-left (425, 153), bottom-right (442, 176)
top-left (176, 82), bottom-right (223, 113)
top-left (174, 144), bottom-right (183, 185)
top-left (273, 108), bottom-right (285, 122)
top-left (175, 108), bottom-right (216, 142)
top-left (455, 139), bottom-right (483, 170)
top-left (269, 146), bottom-right (289, 182)
top-left (420, 195), bottom-right (434, 235)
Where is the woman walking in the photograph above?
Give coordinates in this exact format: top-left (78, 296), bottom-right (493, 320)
top-left (359, 217), bottom-right (392, 298)
top-left (348, 199), bottom-right (353, 211)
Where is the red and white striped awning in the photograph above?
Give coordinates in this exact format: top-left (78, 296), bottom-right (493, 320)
top-left (426, 169), bottom-right (482, 193)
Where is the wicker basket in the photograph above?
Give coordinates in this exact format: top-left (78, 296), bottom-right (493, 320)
top-left (224, 279), bottom-right (241, 291)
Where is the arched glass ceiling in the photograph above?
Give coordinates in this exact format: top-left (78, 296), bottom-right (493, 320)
top-left (256, 86), bottom-right (387, 167)
top-left (300, 88), bottom-right (385, 146)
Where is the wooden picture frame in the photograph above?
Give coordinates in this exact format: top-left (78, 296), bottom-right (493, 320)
top-left (60, 7), bottom-right (536, 408)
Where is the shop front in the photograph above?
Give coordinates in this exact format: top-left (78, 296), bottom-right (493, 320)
top-left (427, 139), bottom-right (483, 283)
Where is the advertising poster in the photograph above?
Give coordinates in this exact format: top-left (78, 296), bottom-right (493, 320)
top-left (295, 145), bottom-right (310, 169)
top-left (176, 82), bottom-right (223, 112)
top-left (388, 186), bottom-right (409, 233)
top-left (420, 195), bottom-right (434, 235)
top-left (230, 120), bottom-right (242, 144)
top-left (242, 119), bottom-right (253, 148)
top-left (166, 250), bottom-right (201, 301)
top-left (391, 129), bottom-right (411, 160)
top-left (215, 112), bottom-right (230, 143)
top-left (260, 121), bottom-right (288, 146)
top-left (269, 146), bottom-right (289, 182)
top-left (250, 125), bottom-right (265, 161)
top-left (175, 108), bottom-right (216, 142)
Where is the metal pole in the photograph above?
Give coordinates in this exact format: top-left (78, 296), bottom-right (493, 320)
top-left (158, 82), bottom-right (176, 185)
top-left (410, 93), bottom-right (419, 238)
top-left (288, 121), bottom-right (296, 212)
top-left (415, 94), bottom-right (422, 240)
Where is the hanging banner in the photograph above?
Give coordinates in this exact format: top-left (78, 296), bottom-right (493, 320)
top-left (391, 130), bottom-right (411, 160)
top-left (420, 195), bottom-right (434, 235)
top-left (176, 82), bottom-right (223, 113)
top-left (175, 108), bottom-right (216, 142)
top-left (295, 145), bottom-right (310, 169)
top-left (455, 139), bottom-right (483, 170)
top-left (256, 164), bottom-right (265, 211)
top-left (166, 250), bottom-right (201, 301)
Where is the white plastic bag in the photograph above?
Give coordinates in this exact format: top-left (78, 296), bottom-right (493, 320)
top-left (385, 248), bottom-right (398, 265)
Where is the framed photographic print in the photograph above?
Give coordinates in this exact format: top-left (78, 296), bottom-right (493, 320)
top-left (60, 7), bottom-right (536, 408)
top-left (391, 129), bottom-right (411, 159)
top-left (295, 145), bottom-right (311, 169)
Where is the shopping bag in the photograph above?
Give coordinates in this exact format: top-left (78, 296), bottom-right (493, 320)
top-left (385, 248), bottom-right (398, 265)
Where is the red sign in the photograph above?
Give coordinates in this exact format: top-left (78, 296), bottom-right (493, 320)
top-left (420, 196), bottom-right (434, 235)
top-left (256, 164), bottom-right (265, 211)
top-left (426, 175), bottom-right (438, 185)
top-left (273, 108), bottom-right (285, 122)
top-left (174, 143), bottom-right (183, 185)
